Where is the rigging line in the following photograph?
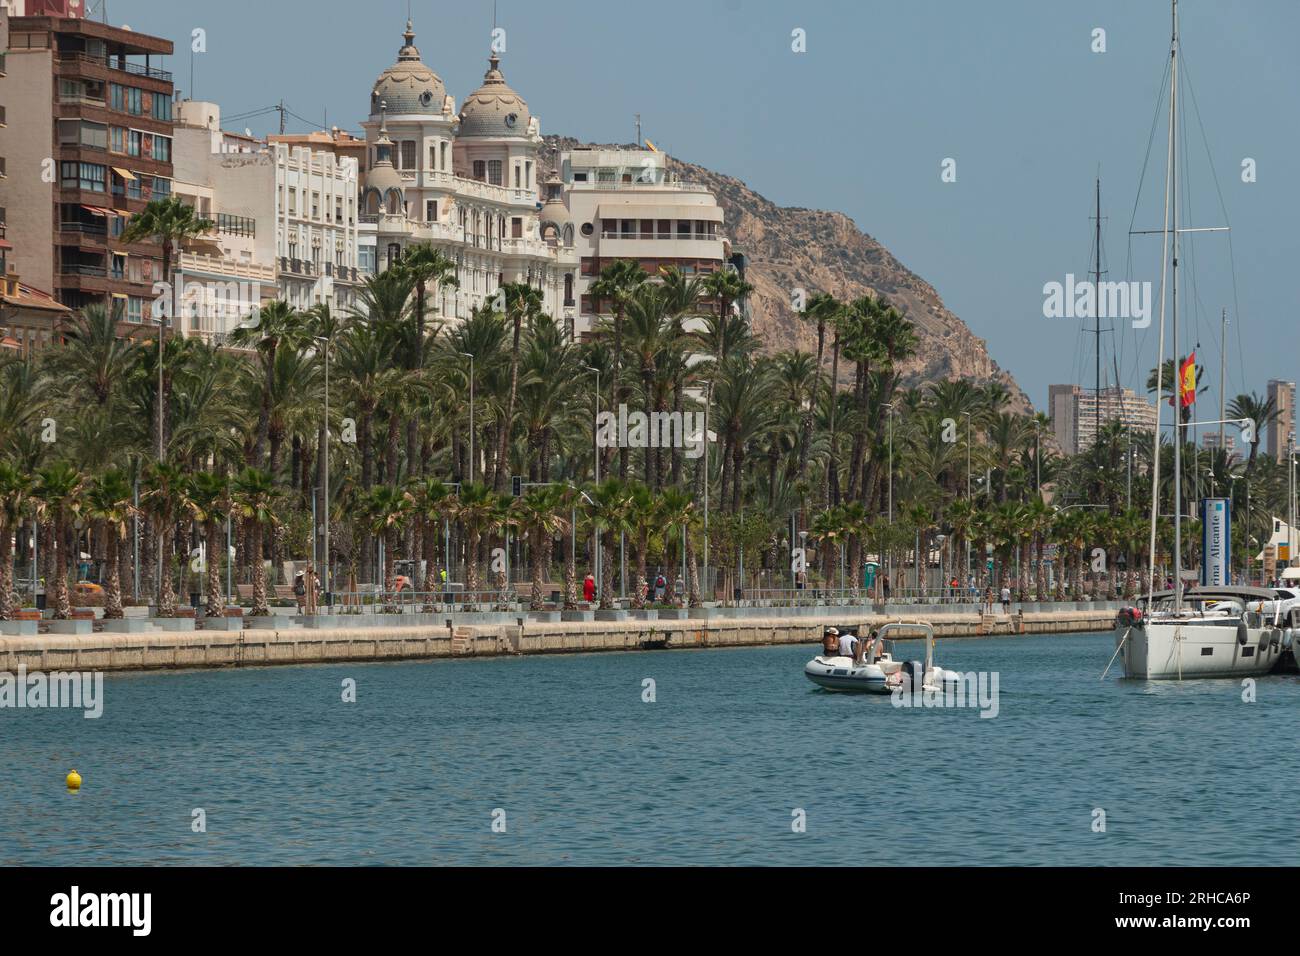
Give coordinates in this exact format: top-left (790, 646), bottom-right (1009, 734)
top-left (1180, 47), bottom-right (1249, 402)
top-left (1123, 60), bottom-right (1172, 397)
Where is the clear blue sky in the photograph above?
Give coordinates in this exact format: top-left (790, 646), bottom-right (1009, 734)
top-left (105, 0), bottom-right (1299, 412)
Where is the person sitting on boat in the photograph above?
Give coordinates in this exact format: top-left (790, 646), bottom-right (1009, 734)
top-left (861, 628), bottom-right (883, 665)
top-left (825, 626), bottom-right (865, 664)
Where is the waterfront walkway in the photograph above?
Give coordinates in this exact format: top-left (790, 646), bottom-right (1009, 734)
top-left (0, 604), bottom-right (1120, 673)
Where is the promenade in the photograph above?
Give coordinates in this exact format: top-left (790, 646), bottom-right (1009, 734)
top-left (0, 603), bottom-right (1121, 673)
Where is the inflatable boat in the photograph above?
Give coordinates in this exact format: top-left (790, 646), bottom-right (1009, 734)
top-left (804, 622), bottom-right (960, 694)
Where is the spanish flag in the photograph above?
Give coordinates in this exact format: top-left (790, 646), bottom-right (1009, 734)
top-left (1178, 352), bottom-right (1196, 408)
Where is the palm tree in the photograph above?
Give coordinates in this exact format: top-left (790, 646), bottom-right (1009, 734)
top-left (34, 462), bottom-right (84, 620)
top-left (406, 477), bottom-right (454, 610)
top-left (701, 268), bottom-right (754, 339)
top-left (83, 468), bottom-right (135, 620)
top-left (1227, 392), bottom-right (1278, 472)
top-left (398, 243), bottom-right (459, 337)
top-left (658, 486), bottom-right (701, 607)
top-left (513, 483), bottom-right (567, 610)
top-left (590, 260), bottom-right (648, 475)
top-left (452, 481), bottom-right (502, 601)
top-left (365, 485), bottom-right (409, 608)
top-left (495, 282), bottom-right (543, 492)
top-left (140, 461), bottom-right (192, 617)
top-left (625, 481), bottom-right (657, 609)
top-left (187, 471), bottom-right (230, 617)
top-left (0, 462), bottom-right (33, 620)
top-left (230, 299), bottom-right (304, 469)
top-left (231, 467), bottom-right (278, 616)
top-left (119, 197), bottom-right (214, 454)
top-left (589, 477), bottom-right (633, 608)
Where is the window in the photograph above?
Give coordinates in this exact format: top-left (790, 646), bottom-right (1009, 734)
top-left (151, 135), bottom-right (171, 162)
top-left (109, 83), bottom-right (123, 111)
top-left (60, 161), bottom-right (106, 192)
top-left (359, 246), bottom-right (376, 274)
top-left (111, 254), bottom-right (126, 280)
top-left (152, 93), bottom-right (172, 122)
top-left (573, 172), bottom-right (588, 182)
top-left (126, 129), bottom-right (141, 157)
top-left (312, 192), bottom-right (320, 219)
top-left (426, 199), bottom-right (436, 222)
top-left (525, 162), bottom-right (532, 188)
top-left (514, 165), bottom-right (521, 188)
top-left (400, 141), bottom-right (416, 170)
top-left (126, 296), bottom-right (143, 323)
top-left (511, 217), bottom-right (522, 239)
top-left (289, 188), bottom-right (297, 215)
top-left (440, 142), bottom-right (448, 171)
top-left (564, 274), bottom-right (574, 306)
top-left (487, 160), bottom-right (503, 186)
top-left (152, 177), bottom-right (171, 199)
top-left (429, 145), bottom-right (437, 170)
top-left (111, 127), bottom-right (124, 153)
top-left (473, 160), bottom-right (486, 182)
top-left (677, 220), bottom-right (692, 238)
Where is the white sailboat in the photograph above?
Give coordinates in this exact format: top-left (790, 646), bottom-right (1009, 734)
top-left (1111, 0), bottom-right (1277, 680)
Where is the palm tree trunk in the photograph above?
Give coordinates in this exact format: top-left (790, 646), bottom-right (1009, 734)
top-left (465, 528), bottom-right (482, 599)
top-left (0, 520), bottom-right (14, 620)
top-left (529, 528), bottom-right (545, 611)
top-left (156, 523), bottom-right (176, 617)
top-left (248, 518), bottom-right (268, 615)
top-left (103, 524), bottom-right (124, 619)
top-left (632, 533), bottom-right (648, 609)
top-left (686, 533), bottom-right (702, 608)
top-left (52, 519), bottom-right (71, 619)
top-left (562, 519), bottom-right (578, 610)
top-left (599, 529), bottom-right (615, 609)
top-left (204, 519), bottom-right (223, 617)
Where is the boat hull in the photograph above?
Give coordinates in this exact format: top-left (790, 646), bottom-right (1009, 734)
top-left (804, 657), bottom-right (892, 693)
top-left (1114, 620), bottom-right (1285, 679)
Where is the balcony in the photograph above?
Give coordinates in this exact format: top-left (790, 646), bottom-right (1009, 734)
top-left (56, 51), bottom-right (173, 83)
top-left (60, 264), bottom-right (108, 278)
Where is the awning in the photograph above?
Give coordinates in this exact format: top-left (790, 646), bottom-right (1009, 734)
top-left (81, 205), bottom-right (106, 217)
top-left (0, 238), bottom-right (12, 250)
top-left (112, 167), bottom-right (137, 182)
top-left (110, 293), bottom-right (128, 300)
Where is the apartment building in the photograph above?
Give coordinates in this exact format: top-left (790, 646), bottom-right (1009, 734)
top-left (173, 99), bottom-right (362, 337)
top-left (1049, 384), bottom-right (1158, 455)
top-left (562, 146), bottom-right (731, 337)
top-left (1267, 379), bottom-right (1295, 459)
top-left (0, 13), bottom-right (173, 337)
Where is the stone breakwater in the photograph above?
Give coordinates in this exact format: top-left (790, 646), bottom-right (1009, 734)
top-left (0, 608), bottom-right (1118, 674)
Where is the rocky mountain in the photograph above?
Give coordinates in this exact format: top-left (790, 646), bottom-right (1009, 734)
top-left (542, 136), bottom-right (1031, 412)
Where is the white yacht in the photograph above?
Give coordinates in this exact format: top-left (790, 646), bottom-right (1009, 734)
top-left (1112, 587), bottom-right (1286, 680)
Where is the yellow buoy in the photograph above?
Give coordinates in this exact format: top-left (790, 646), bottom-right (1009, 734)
top-left (66, 770), bottom-right (81, 792)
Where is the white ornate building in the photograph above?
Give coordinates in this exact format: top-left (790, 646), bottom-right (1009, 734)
top-left (360, 22), bottom-right (576, 326)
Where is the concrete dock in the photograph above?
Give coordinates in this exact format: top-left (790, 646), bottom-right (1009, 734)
top-left (0, 606), bottom-right (1119, 674)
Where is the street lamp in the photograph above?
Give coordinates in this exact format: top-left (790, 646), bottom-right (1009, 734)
top-left (583, 365), bottom-right (601, 594)
top-left (459, 351), bottom-right (475, 482)
top-left (315, 335), bottom-right (332, 603)
top-left (883, 402), bottom-right (895, 590)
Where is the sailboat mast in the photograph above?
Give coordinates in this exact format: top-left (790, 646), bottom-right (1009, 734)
top-left (1171, 0), bottom-right (1182, 611)
top-left (1095, 177), bottom-right (1103, 444)
top-left (1218, 308), bottom-right (1226, 451)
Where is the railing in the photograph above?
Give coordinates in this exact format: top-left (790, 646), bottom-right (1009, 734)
top-left (55, 51), bottom-right (173, 82)
top-left (575, 180), bottom-right (712, 193)
top-left (600, 231), bottom-right (723, 242)
top-left (59, 221), bottom-right (108, 236)
top-left (58, 93), bottom-right (107, 108)
top-left (59, 264), bottom-right (107, 277)
top-left (318, 588), bottom-right (521, 615)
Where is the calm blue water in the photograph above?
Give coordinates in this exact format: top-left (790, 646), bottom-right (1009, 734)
top-left (2, 632), bottom-right (1297, 866)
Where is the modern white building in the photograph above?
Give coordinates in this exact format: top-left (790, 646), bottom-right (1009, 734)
top-left (560, 146), bottom-right (730, 336)
top-left (172, 99), bottom-right (363, 341)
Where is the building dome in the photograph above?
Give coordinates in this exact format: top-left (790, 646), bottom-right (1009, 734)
top-left (458, 53), bottom-right (531, 137)
top-left (371, 21), bottom-right (447, 116)
top-left (539, 170), bottom-right (571, 241)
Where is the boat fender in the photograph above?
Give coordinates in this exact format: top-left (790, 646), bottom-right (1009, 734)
top-left (1258, 628), bottom-right (1274, 651)
top-left (1284, 628), bottom-right (1295, 650)
top-left (1237, 621), bottom-right (1249, 647)
top-left (1270, 628), bottom-right (1282, 652)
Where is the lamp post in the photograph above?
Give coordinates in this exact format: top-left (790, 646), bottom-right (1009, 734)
top-left (583, 365), bottom-right (601, 594)
top-left (315, 335), bottom-right (331, 602)
top-left (459, 351), bottom-right (475, 482)
top-left (883, 402), bottom-right (895, 591)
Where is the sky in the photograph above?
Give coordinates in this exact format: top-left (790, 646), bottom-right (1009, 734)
top-left (99, 0), bottom-right (1300, 414)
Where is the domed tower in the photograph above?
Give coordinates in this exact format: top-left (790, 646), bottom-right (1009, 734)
top-left (369, 20), bottom-right (450, 119)
top-left (539, 169), bottom-right (572, 248)
top-left (453, 52), bottom-right (541, 195)
top-left (362, 108), bottom-right (404, 218)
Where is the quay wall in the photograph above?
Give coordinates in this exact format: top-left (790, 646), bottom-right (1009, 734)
top-left (0, 608), bottom-right (1118, 674)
